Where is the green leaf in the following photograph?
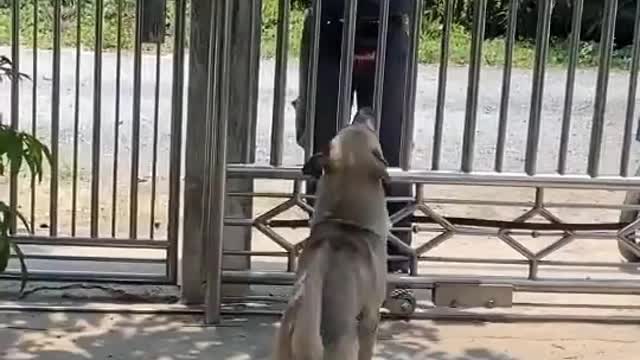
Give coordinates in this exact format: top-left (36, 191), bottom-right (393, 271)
top-left (0, 124), bottom-right (51, 183)
top-left (0, 201), bottom-right (32, 234)
top-left (0, 201), bottom-right (31, 294)
top-left (11, 241), bottom-right (28, 296)
top-left (0, 237), bottom-right (9, 273)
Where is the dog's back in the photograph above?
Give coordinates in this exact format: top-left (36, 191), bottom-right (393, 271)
top-left (273, 109), bottom-right (391, 360)
top-left (275, 223), bottom-right (387, 360)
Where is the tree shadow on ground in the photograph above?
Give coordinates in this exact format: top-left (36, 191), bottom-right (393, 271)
top-left (0, 311), bottom-right (521, 360)
top-left (0, 312), bottom-right (276, 359)
top-left (375, 319), bottom-right (517, 360)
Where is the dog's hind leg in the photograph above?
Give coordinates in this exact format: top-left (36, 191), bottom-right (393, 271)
top-left (323, 330), bottom-right (359, 360)
top-left (321, 267), bottom-right (360, 360)
top-left (356, 308), bottom-right (380, 360)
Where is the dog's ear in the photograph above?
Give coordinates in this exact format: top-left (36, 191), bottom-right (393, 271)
top-left (371, 148), bottom-right (390, 184)
top-left (352, 107), bottom-right (377, 132)
top-left (302, 152), bottom-right (328, 179)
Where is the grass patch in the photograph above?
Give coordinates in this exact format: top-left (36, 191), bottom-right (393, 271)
top-left (0, 0), bottom-right (634, 70)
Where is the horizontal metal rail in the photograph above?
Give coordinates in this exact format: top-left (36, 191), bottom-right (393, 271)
top-left (227, 165), bottom-right (640, 190)
top-left (1, 303), bottom-right (639, 324)
top-left (222, 271), bottom-right (640, 295)
top-left (12, 236), bottom-right (169, 249)
top-left (0, 271), bottom-right (169, 284)
top-left (9, 254), bottom-right (165, 264)
top-left (226, 191), bottom-right (640, 211)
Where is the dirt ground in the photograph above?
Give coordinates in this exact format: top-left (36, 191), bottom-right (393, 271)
top-left (0, 311), bottom-right (639, 360)
top-left (2, 169), bottom-right (640, 360)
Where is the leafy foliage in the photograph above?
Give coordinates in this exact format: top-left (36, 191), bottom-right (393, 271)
top-left (0, 55), bottom-right (30, 82)
top-left (0, 56), bottom-right (51, 295)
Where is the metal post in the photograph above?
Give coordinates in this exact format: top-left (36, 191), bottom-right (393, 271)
top-left (304, 0), bottom-right (322, 157)
top-left (71, 0), bottom-right (84, 236)
top-left (494, 0), bottom-right (519, 173)
top-left (270, 0), bottom-right (290, 166)
top-left (9, 0), bottom-right (20, 233)
top-left (400, 0), bottom-right (422, 170)
top-left (432, 0), bottom-right (454, 170)
top-left (461, 0), bottom-right (487, 173)
top-left (587, 0), bottom-right (618, 177)
top-left (91, 0), bottom-right (104, 237)
top-left (167, 0), bottom-right (188, 283)
top-left (29, 0), bottom-right (38, 230)
top-left (222, 0), bottom-right (261, 297)
top-left (130, 0), bottom-right (144, 238)
top-left (620, 0), bottom-right (640, 177)
top-left (205, 0), bottom-right (233, 325)
top-left (558, 0), bottom-right (584, 175)
top-left (50, 0), bottom-right (62, 236)
top-left (181, 0), bottom-right (215, 304)
top-left (372, 0), bottom-right (390, 132)
top-left (150, 44), bottom-right (162, 240)
top-left (336, 0), bottom-right (358, 129)
top-left (111, 0), bottom-right (124, 237)
top-left (524, 0), bottom-right (553, 176)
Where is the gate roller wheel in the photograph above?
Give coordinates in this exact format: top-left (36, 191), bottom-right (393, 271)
top-left (384, 288), bottom-right (417, 316)
top-left (619, 167), bottom-right (640, 262)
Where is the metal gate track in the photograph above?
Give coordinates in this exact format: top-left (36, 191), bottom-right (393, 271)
top-left (1, 302), bottom-right (640, 325)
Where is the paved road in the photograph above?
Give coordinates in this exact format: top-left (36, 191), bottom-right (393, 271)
top-left (2, 47), bottom-right (640, 176)
top-left (2, 47), bottom-right (640, 280)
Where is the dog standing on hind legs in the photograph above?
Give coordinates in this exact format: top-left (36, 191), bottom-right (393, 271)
top-left (272, 108), bottom-right (391, 360)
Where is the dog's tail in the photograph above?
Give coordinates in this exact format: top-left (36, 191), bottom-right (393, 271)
top-left (273, 243), bottom-right (329, 360)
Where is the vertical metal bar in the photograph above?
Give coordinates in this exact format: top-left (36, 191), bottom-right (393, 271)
top-left (303, 0), bottom-right (322, 157)
top-left (205, 0), bottom-right (232, 326)
top-left (524, 0), bottom-right (553, 176)
top-left (535, 187), bottom-right (544, 208)
top-left (269, 0), bottom-right (290, 166)
top-left (587, 0), bottom-right (618, 177)
top-left (9, 0), bottom-right (20, 234)
top-left (620, 0), bottom-right (640, 177)
top-left (111, 0), bottom-right (124, 237)
top-left (494, 0), bottom-right (519, 173)
top-left (372, 0), bottom-right (390, 132)
top-left (50, 0), bottom-right (62, 236)
top-left (150, 44), bottom-right (162, 239)
top-left (246, 0), bottom-right (262, 162)
top-left (71, 0), bottom-right (83, 236)
top-left (400, 0), bottom-right (422, 170)
top-left (130, 0), bottom-right (144, 239)
top-left (558, 0), bottom-right (584, 175)
top-left (167, 0), bottom-right (187, 282)
top-left (460, 0), bottom-right (487, 173)
top-left (336, 0), bottom-right (358, 129)
top-left (181, 0), bottom-right (216, 303)
top-left (90, 0), bottom-right (104, 237)
top-left (529, 186), bottom-right (544, 280)
top-left (432, 0), bottom-right (454, 170)
top-left (528, 260), bottom-right (539, 280)
top-left (199, 0), bottom-right (220, 300)
top-left (30, 0), bottom-right (38, 230)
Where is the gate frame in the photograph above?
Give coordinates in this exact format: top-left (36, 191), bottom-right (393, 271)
top-left (181, 0), bottom-right (260, 305)
top-left (2, 0), bottom-right (188, 285)
top-left (197, 0), bottom-right (640, 324)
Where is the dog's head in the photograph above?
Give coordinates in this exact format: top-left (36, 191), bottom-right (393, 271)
top-left (302, 107), bottom-right (390, 184)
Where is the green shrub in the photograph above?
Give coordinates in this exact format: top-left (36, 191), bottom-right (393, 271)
top-left (0, 55), bottom-right (52, 295)
top-left (0, 0), bottom-right (634, 69)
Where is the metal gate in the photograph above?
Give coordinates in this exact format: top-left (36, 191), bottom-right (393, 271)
top-left (1, 0), bottom-right (187, 284)
top-left (196, 0), bottom-right (640, 323)
top-left (3, 0), bottom-right (640, 324)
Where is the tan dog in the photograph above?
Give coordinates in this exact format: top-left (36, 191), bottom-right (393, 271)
top-left (272, 108), bottom-right (391, 360)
